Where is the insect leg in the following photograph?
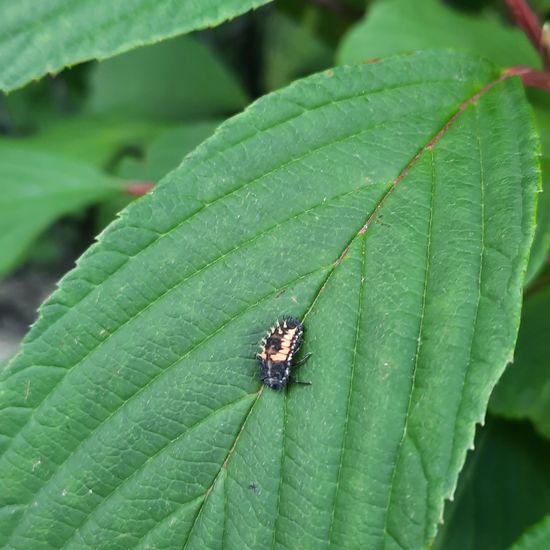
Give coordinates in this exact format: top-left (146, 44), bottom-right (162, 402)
top-left (290, 377), bottom-right (312, 386)
top-left (294, 352), bottom-right (312, 367)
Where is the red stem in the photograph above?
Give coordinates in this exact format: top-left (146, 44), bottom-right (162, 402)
top-left (505, 0), bottom-right (549, 69)
top-left (504, 66), bottom-right (550, 90)
top-left (125, 182), bottom-right (155, 196)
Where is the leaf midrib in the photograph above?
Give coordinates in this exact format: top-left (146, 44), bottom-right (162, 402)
top-left (325, 235), bottom-right (367, 549)
top-left (6, 76), bottom-right (469, 361)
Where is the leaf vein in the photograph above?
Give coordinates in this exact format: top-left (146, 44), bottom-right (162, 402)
top-left (3, 266), bottom-right (327, 545)
top-left (326, 234), bottom-right (367, 548)
top-left (59, 393), bottom-right (256, 549)
top-left (381, 149), bottom-right (437, 548)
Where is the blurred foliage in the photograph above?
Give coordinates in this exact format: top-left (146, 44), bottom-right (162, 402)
top-left (116, 122), bottom-right (221, 181)
top-left (338, 0), bottom-right (539, 67)
top-left (9, 115), bottom-right (168, 167)
top-left (531, 0), bottom-right (550, 14)
top-left (262, 8), bottom-right (333, 90)
top-left (434, 417), bottom-right (550, 550)
top-left (490, 286), bottom-right (550, 439)
top-left (0, 67), bottom-right (89, 133)
top-left (96, 122), bottom-right (221, 230)
top-left (85, 35), bottom-right (248, 121)
top-left (275, 0), bottom-right (362, 46)
top-left (0, 1), bottom-right (549, 547)
top-left (510, 515), bottom-right (550, 549)
top-left (0, 144), bottom-right (120, 278)
top-left (0, 33), bottom-right (249, 278)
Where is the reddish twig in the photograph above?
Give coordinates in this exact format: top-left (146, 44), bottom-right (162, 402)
top-left (124, 182), bottom-right (155, 196)
top-left (505, 0), bottom-right (550, 69)
top-left (504, 65), bottom-right (550, 90)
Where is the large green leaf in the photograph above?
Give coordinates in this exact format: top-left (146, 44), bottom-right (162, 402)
top-left (490, 287), bottom-right (550, 439)
top-left (0, 52), bottom-right (538, 548)
top-left (85, 36), bottom-right (248, 121)
top-left (0, 0), bottom-right (271, 92)
top-left (433, 418), bottom-right (550, 550)
top-left (0, 144), bottom-right (121, 278)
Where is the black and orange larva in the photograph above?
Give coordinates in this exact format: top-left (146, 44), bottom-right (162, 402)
top-left (256, 317), bottom-right (311, 390)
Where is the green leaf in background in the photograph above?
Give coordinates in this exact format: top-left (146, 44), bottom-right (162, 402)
top-left (511, 515), bottom-right (550, 550)
top-left (337, 0), bottom-right (539, 67)
top-left (0, 0), bottom-right (271, 93)
top-left (1, 80), bottom-right (68, 130)
top-left (531, 0), bottom-right (550, 12)
top-left (490, 287), bottom-right (550, 439)
top-left (262, 9), bottom-right (333, 91)
top-left (95, 121), bottom-right (221, 231)
top-left (434, 418), bottom-right (550, 550)
top-left (0, 144), bottom-right (121, 278)
top-left (86, 36), bottom-right (248, 121)
top-left (526, 110), bottom-right (550, 283)
top-left (1, 36), bottom-right (236, 271)
top-left (7, 115), bottom-right (169, 167)
top-left (526, 164), bottom-right (550, 284)
top-left (0, 52), bottom-right (538, 548)
top-left (116, 121), bottom-right (220, 181)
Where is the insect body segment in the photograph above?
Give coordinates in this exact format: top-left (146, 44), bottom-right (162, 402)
top-left (257, 317), bottom-right (311, 390)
